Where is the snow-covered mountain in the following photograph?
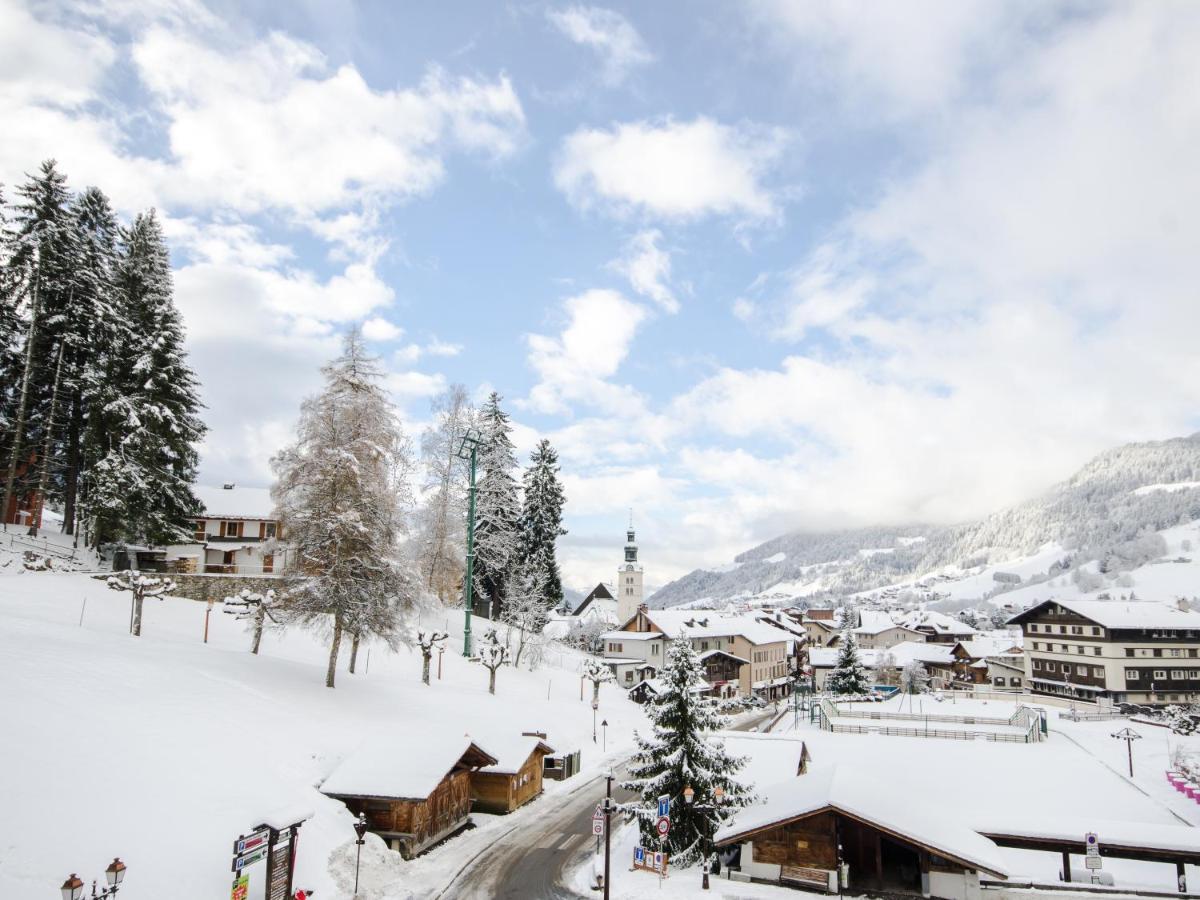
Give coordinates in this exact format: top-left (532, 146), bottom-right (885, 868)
top-left (649, 433), bottom-right (1200, 609)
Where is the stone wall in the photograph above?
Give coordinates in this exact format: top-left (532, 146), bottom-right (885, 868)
top-left (168, 572), bottom-right (284, 602)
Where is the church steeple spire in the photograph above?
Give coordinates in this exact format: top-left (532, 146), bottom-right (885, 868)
top-left (618, 514), bottom-right (644, 622)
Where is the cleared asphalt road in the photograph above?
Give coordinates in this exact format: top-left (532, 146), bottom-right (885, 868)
top-left (436, 708), bottom-right (779, 899)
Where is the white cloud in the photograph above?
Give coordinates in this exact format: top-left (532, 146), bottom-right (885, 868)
top-left (525, 289), bottom-right (648, 415)
top-left (547, 5), bottom-right (653, 86)
top-left (393, 338), bottom-right (463, 365)
top-left (362, 317), bottom-right (404, 341)
top-left (554, 117), bottom-right (787, 221)
top-left (731, 297), bottom-right (756, 322)
top-left (611, 229), bottom-right (678, 313)
top-left (0, 0), bottom-right (116, 107)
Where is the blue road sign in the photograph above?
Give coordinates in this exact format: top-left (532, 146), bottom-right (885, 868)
top-left (635, 846), bottom-right (646, 864)
top-left (657, 794), bottom-right (670, 818)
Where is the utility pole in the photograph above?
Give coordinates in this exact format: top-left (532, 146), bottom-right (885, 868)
top-left (456, 430), bottom-right (480, 657)
top-left (1112, 727), bottom-right (1142, 777)
top-left (603, 772), bottom-right (613, 900)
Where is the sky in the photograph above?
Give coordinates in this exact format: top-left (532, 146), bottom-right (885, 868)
top-left (4, 0), bottom-right (1200, 594)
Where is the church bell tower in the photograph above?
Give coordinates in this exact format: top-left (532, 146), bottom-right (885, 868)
top-left (617, 514), bottom-right (644, 623)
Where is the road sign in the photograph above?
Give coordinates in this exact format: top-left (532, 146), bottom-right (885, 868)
top-left (230, 875), bottom-right (249, 900)
top-left (1085, 832), bottom-right (1102, 869)
top-left (657, 794), bottom-right (670, 818)
top-left (593, 819), bottom-right (605, 836)
top-left (634, 846), bottom-right (646, 865)
top-left (232, 847), bottom-right (269, 872)
top-left (656, 816), bottom-right (670, 838)
top-left (233, 830), bottom-right (271, 857)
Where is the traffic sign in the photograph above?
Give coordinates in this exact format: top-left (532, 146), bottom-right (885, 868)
top-left (634, 846), bottom-right (646, 865)
top-left (1085, 832), bottom-right (1102, 870)
top-left (656, 816), bottom-right (670, 838)
top-left (232, 847), bottom-right (269, 872)
top-left (233, 829), bottom-right (271, 857)
top-left (657, 794), bottom-right (670, 818)
top-left (593, 819), bottom-right (604, 836)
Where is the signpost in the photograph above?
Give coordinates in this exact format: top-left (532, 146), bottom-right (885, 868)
top-left (633, 846), bottom-right (670, 877)
top-left (1085, 832), bottom-right (1102, 884)
top-left (592, 809), bottom-right (605, 836)
top-left (230, 817), bottom-right (308, 900)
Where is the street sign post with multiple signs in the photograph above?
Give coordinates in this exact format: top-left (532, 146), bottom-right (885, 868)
top-left (1085, 832), bottom-right (1102, 882)
top-left (633, 846), bottom-right (669, 876)
top-left (592, 807), bottom-right (605, 836)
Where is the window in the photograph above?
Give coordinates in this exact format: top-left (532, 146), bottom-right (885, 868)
top-left (1029, 624), bottom-right (1038, 633)
top-left (1092, 667), bottom-right (1104, 678)
top-left (193, 520), bottom-right (205, 539)
top-left (1076, 646), bottom-right (1086, 654)
top-left (624, 671), bottom-right (633, 683)
top-left (264, 523), bottom-right (277, 539)
top-left (1191, 649), bottom-right (1199, 658)
top-left (1071, 626), bottom-right (1082, 635)
top-left (1092, 627), bottom-right (1101, 636)
top-left (1059, 626), bottom-right (1067, 634)
top-left (1092, 647), bottom-right (1101, 656)
top-left (1172, 670), bottom-right (1186, 679)
top-left (1189, 671), bottom-right (1200, 681)
top-left (1013, 678), bottom-right (1022, 687)
top-left (1077, 665), bottom-right (1087, 676)
top-left (1154, 649), bottom-right (1163, 658)
top-left (651, 644), bottom-right (659, 656)
top-left (1126, 669), bottom-right (1140, 680)
top-left (1154, 669), bottom-right (1167, 679)
top-left (222, 520), bottom-right (240, 537)
top-left (700, 641), bottom-right (709, 651)
top-left (1172, 649), bottom-right (1184, 658)
top-left (1126, 648), bottom-right (1135, 657)
top-left (995, 677), bottom-right (1006, 687)
top-left (608, 643), bottom-right (623, 654)
top-left (1046, 662), bottom-right (1057, 672)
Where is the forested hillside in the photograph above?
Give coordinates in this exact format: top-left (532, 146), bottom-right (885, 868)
top-left (650, 434), bottom-right (1200, 607)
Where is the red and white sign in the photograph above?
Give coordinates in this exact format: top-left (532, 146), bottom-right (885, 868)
top-left (655, 816), bottom-right (670, 838)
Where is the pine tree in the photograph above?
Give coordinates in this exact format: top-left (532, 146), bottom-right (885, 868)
top-left (519, 438), bottom-right (567, 610)
top-left (622, 637), bottom-right (752, 868)
top-left (827, 628), bottom-right (871, 695)
top-left (271, 330), bottom-right (419, 688)
top-left (1, 161), bottom-right (77, 529)
top-left (473, 391), bottom-right (520, 620)
top-left (88, 210), bottom-right (205, 546)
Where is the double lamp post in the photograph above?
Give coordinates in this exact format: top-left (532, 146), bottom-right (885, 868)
top-left (60, 859), bottom-right (126, 899)
top-left (683, 783), bottom-right (725, 890)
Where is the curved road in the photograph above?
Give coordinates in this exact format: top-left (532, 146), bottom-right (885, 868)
top-left (437, 709), bottom-right (779, 899)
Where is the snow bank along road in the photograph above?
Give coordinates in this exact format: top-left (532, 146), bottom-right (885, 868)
top-left (437, 710), bottom-right (779, 899)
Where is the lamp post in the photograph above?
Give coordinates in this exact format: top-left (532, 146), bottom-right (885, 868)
top-left (1111, 727), bottom-right (1142, 777)
top-left (353, 811), bottom-right (368, 895)
top-left (683, 783), bottom-right (725, 889)
top-left (456, 429), bottom-right (481, 657)
top-left (60, 859), bottom-right (126, 899)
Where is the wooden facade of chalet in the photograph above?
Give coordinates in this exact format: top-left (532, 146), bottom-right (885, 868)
top-left (699, 649), bottom-right (749, 695)
top-left (324, 743), bottom-right (496, 859)
top-left (469, 737), bottom-right (554, 814)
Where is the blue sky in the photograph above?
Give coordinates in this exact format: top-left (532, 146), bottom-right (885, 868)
top-left (5, 0), bottom-right (1200, 591)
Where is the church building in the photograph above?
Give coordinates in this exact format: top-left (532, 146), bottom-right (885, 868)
top-left (617, 521), bottom-right (644, 623)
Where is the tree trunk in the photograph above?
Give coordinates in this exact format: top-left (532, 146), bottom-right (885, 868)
top-left (326, 616), bottom-right (343, 688)
top-left (593, 680), bottom-right (601, 705)
top-left (2, 279), bottom-right (40, 530)
top-left (62, 387), bottom-right (83, 535)
top-left (29, 338), bottom-right (66, 536)
top-left (132, 590), bottom-right (144, 637)
top-left (349, 633), bottom-right (360, 674)
top-left (251, 605), bottom-right (265, 655)
top-left (513, 628), bottom-right (525, 667)
top-left (488, 665), bottom-right (497, 695)
top-left (422, 650), bottom-right (432, 685)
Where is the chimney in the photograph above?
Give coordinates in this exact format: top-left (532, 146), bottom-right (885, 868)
top-left (222, 483), bottom-right (235, 490)
top-left (521, 731), bottom-right (548, 739)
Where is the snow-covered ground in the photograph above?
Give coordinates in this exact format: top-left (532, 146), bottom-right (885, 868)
top-left (0, 572), bottom-right (645, 899)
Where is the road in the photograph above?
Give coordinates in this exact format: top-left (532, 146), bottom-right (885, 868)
top-left (436, 708), bottom-right (779, 899)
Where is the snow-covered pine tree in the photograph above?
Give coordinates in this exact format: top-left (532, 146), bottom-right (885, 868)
top-left (87, 210), bottom-right (204, 547)
top-left (271, 330), bottom-right (419, 688)
top-left (826, 628), bottom-right (871, 695)
top-left (622, 637), bottom-right (752, 868)
top-left (899, 659), bottom-right (930, 695)
top-left (472, 391), bottom-right (520, 620)
top-left (519, 438), bottom-right (566, 610)
top-left (415, 384), bottom-right (473, 602)
top-left (61, 187), bottom-right (121, 538)
top-left (1, 161), bottom-right (77, 530)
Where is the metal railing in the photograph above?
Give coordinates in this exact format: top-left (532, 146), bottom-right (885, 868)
top-left (818, 698), bottom-right (1043, 743)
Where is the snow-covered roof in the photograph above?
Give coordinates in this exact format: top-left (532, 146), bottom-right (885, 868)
top-left (717, 732), bottom-right (809, 790)
top-left (959, 637), bottom-right (1023, 659)
top-left (321, 732), bottom-right (497, 800)
top-left (474, 733), bottom-right (554, 776)
top-left (1012, 598), bottom-right (1200, 629)
top-left (810, 641), bottom-right (957, 669)
top-left (600, 630), bottom-right (664, 642)
top-left (630, 677), bottom-right (710, 695)
top-left (980, 814), bottom-right (1200, 856)
top-left (716, 767), bottom-right (1008, 877)
top-left (855, 610), bottom-right (900, 634)
top-left (194, 484), bottom-right (276, 519)
top-left (699, 649), bottom-right (749, 665)
top-left (644, 610), bottom-right (792, 646)
top-left (895, 609), bottom-right (978, 636)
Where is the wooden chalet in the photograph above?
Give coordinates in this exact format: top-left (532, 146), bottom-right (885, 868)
top-left (321, 733), bottom-right (497, 859)
top-left (469, 732), bottom-right (555, 814)
top-left (715, 768), bottom-right (1007, 899)
top-left (699, 649), bottom-right (750, 697)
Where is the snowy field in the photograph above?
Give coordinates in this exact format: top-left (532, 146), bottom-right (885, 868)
top-left (0, 571), bottom-right (645, 899)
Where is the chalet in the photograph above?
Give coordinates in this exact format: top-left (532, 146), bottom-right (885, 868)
top-left (986, 656), bottom-right (1025, 691)
top-left (715, 767), bottom-right (1007, 899)
top-left (1007, 598), bottom-right (1200, 705)
top-left (602, 605), bottom-right (794, 699)
top-left (166, 484), bottom-right (288, 575)
top-left (800, 615), bottom-right (840, 647)
top-left (469, 733), bottom-right (555, 814)
top-left (718, 733), bottom-right (811, 785)
top-left (895, 610), bottom-right (978, 644)
top-left (321, 733), bottom-right (497, 859)
top-left (628, 675), bottom-right (711, 704)
top-left (851, 611), bottom-right (926, 650)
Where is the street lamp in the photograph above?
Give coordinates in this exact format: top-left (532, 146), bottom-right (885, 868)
top-left (683, 784), bottom-right (725, 889)
top-left (61, 859), bottom-right (126, 899)
top-left (353, 811), bottom-right (369, 895)
top-left (455, 429), bottom-right (481, 657)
